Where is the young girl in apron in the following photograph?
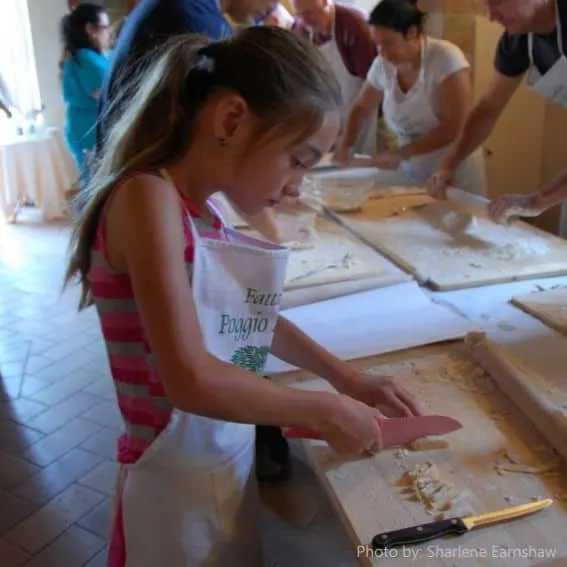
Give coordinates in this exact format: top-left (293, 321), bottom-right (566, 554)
top-left (64, 27), bottom-right (422, 567)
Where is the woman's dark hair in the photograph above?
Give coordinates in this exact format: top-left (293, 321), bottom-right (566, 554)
top-left (369, 0), bottom-right (427, 36)
top-left (60, 3), bottom-right (106, 59)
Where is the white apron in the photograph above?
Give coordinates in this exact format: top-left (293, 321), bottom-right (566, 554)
top-left (119, 171), bottom-right (289, 567)
top-left (381, 39), bottom-right (487, 196)
top-left (525, 0), bottom-right (567, 107)
top-left (315, 12), bottom-right (377, 155)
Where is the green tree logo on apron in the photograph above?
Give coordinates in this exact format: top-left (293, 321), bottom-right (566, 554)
top-left (230, 345), bottom-right (270, 374)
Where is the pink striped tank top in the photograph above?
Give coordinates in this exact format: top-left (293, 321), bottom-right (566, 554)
top-left (88, 173), bottom-right (224, 464)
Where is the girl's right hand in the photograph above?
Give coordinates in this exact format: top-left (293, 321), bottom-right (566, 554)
top-left (316, 393), bottom-right (383, 458)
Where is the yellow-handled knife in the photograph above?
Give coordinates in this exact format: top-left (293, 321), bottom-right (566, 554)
top-left (372, 498), bottom-right (553, 550)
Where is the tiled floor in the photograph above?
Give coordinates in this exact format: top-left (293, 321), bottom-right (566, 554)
top-left (0, 210), bottom-right (357, 566)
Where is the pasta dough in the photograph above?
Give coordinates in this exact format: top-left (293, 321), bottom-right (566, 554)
top-left (408, 437), bottom-right (452, 451)
top-left (402, 461), bottom-right (474, 520)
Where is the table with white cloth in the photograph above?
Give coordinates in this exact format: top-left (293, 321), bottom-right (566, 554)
top-left (0, 127), bottom-right (77, 223)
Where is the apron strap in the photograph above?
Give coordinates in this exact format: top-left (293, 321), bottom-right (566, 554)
top-left (528, 0), bottom-right (563, 66)
top-left (329, 5), bottom-right (336, 42)
top-left (417, 37), bottom-right (427, 84)
top-left (159, 168), bottom-right (201, 246)
top-left (308, 5), bottom-right (335, 43)
top-left (527, 33), bottom-right (535, 66)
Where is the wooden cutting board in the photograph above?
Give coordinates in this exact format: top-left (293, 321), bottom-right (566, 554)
top-left (466, 332), bottom-right (567, 463)
top-left (333, 196), bottom-right (567, 291)
top-left (283, 217), bottom-right (396, 290)
top-left (511, 287), bottom-right (567, 336)
top-left (278, 345), bottom-right (567, 566)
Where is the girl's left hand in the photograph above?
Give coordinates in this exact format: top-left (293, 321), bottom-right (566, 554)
top-left (372, 150), bottom-right (402, 170)
top-left (343, 372), bottom-right (426, 417)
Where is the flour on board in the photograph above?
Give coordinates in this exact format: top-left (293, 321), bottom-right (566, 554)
top-left (437, 223), bottom-right (551, 262)
top-left (495, 447), bottom-right (562, 476)
top-left (376, 354), bottom-right (496, 395)
top-left (285, 247), bottom-right (359, 284)
top-left (283, 224), bottom-right (392, 285)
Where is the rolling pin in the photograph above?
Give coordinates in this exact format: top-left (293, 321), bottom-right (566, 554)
top-left (445, 187), bottom-right (490, 212)
top-left (439, 187), bottom-right (489, 232)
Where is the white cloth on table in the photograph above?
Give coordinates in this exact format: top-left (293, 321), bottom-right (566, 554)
top-left (0, 127), bottom-right (76, 222)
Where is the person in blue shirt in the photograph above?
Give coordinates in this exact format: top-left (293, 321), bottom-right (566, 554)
top-left (96, 0), bottom-right (276, 152)
top-left (60, 3), bottom-right (111, 189)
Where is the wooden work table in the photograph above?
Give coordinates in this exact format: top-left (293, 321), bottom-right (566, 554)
top-left (274, 343), bottom-right (567, 566)
top-left (267, 190), bottom-right (567, 565)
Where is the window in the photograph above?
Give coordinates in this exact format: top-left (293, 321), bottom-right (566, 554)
top-left (0, 1), bottom-right (42, 121)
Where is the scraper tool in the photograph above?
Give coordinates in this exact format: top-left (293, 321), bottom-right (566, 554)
top-left (411, 187), bottom-right (490, 233)
top-left (283, 415), bottom-right (462, 448)
top-left (424, 188), bottom-right (539, 232)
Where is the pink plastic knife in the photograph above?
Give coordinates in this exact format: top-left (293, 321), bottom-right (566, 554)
top-left (283, 415), bottom-right (462, 448)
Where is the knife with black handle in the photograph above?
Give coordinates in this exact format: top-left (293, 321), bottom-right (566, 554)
top-left (372, 518), bottom-right (468, 550)
top-left (371, 499), bottom-right (553, 551)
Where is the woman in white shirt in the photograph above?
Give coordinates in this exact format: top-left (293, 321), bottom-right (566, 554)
top-left (335, 0), bottom-right (486, 195)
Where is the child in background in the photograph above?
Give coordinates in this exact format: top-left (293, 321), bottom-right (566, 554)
top-left (65, 26), bottom-right (422, 567)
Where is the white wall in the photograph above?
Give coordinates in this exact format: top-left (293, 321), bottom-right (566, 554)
top-left (27, 0), bottom-right (68, 127)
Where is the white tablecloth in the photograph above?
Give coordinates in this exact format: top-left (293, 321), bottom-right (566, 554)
top-left (0, 127), bottom-right (77, 222)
